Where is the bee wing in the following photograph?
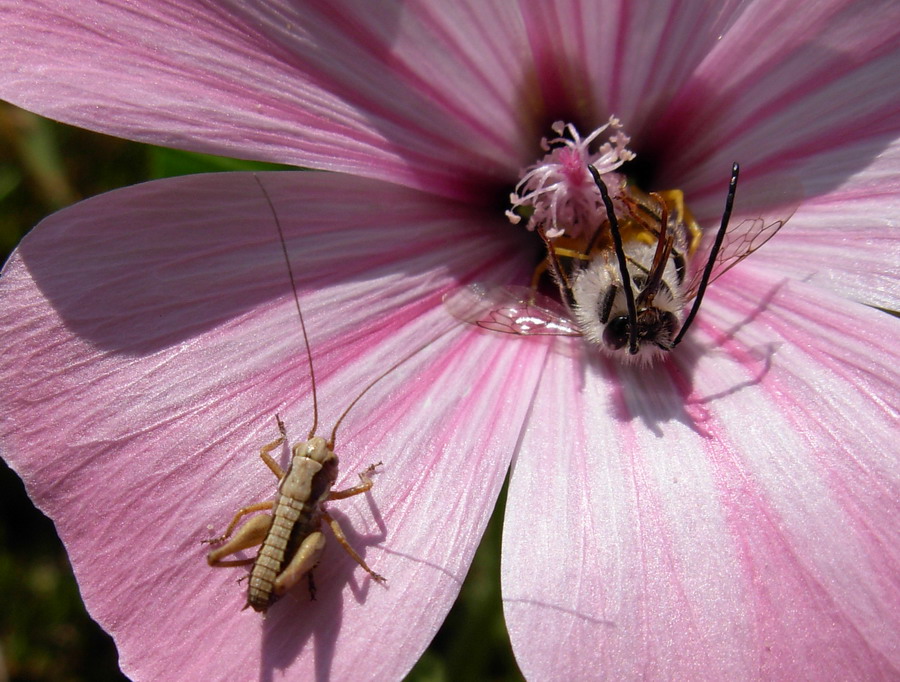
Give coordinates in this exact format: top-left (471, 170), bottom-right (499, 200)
top-left (683, 172), bottom-right (803, 300)
top-left (443, 283), bottom-right (581, 336)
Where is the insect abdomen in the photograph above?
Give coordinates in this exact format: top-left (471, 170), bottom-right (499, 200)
top-left (247, 493), bottom-right (307, 611)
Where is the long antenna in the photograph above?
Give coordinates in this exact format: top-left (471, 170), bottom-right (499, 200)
top-left (329, 323), bottom-right (454, 448)
top-left (253, 174), bottom-right (319, 438)
top-left (673, 162), bottom-right (739, 347)
top-left (589, 165), bottom-right (638, 354)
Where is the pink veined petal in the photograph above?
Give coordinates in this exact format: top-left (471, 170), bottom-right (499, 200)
top-left (756, 137), bottom-right (900, 311)
top-left (759, 205), bottom-right (900, 313)
top-left (0, 172), bottom-right (548, 680)
top-left (502, 267), bottom-right (900, 680)
top-left (672, 134), bottom-right (900, 314)
top-left (647, 0), bottom-right (900, 193)
top-left (0, 0), bottom-right (546, 200)
top-left (5, 0), bottom-right (896, 209)
top-left (518, 0), bottom-right (744, 131)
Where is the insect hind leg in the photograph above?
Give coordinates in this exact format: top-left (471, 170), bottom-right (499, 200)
top-left (204, 499), bottom-right (275, 546)
top-left (322, 510), bottom-right (386, 583)
top-left (273, 531), bottom-right (326, 597)
top-left (206, 512), bottom-right (273, 566)
top-left (307, 571), bottom-right (317, 601)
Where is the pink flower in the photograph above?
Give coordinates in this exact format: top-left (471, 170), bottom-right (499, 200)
top-left (2, 1), bottom-right (900, 680)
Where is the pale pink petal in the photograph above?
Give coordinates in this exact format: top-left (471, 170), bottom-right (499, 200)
top-left (651, 0), bottom-right (900, 190)
top-left (758, 138), bottom-right (900, 310)
top-left (673, 136), bottom-right (900, 313)
top-left (2, 3), bottom-right (898, 679)
top-left (4, 1), bottom-right (896, 207)
top-left (0, 172), bottom-right (548, 680)
top-left (503, 268), bottom-right (900, 679)
top-left (0, 0), bottom-right (540, 199)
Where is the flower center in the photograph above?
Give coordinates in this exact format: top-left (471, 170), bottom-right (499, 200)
top-left (507, 118), bottom-right (634, 239)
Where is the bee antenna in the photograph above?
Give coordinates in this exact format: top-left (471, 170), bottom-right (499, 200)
top-left (253, 174), bottom-right (319, 439)
top-left (672, 162), bottom-right (739, 347)
top-left (589, 165), bottom-right (638, 354)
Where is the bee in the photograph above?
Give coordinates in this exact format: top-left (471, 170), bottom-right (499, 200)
top-left (445, 163), bottom-right (796, 364)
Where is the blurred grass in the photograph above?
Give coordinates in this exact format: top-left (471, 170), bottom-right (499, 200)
top-left (0, 102), bottom-right (521, 681)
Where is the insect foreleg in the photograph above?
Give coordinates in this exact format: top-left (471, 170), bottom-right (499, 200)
top-left (206, 512), bottom-right (274, 566)
top-left (328, 462), bottom-right (382, 501)
top-left (259, 416), bottom-right (288, 478)
top-left (538, 228), bottom-right (574, 294)
top-left (322, 510), bottom-right (386, 583)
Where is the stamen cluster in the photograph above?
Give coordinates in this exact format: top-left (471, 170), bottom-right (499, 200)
top-left (507, 118), bottom-right (634, 239)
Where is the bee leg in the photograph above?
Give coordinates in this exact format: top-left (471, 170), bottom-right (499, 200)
top-left (328, 462), bottom-right (381, 500)
top-left (206, 512), bottom-right (273, 566)
top-left (273, 531), bottom-right (326, 596)
top-left (323, 510), bottom-right (386, 583)
top-left (540, 228), bottom-right (574, 293)
top-left (530, 258), bottom-right (550, 290)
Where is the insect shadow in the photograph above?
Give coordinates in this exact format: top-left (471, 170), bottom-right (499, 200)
top-left (602, 277), bottom-right (788, 437)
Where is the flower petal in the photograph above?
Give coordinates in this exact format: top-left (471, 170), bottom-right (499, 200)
top-left (758, 139), bottom-right (900, 310)
top-left (0, 172), bottom-right (546, 679)
top-left (677, 135), bottom-right (900, 313)
top-left (502, 269), bottom-right (900, 679)
top-left (0, 0), bottom-right (545, 199)
top-left (650, 0), bottom-right (900, 191)
top-left (519, 0), bottom-right (745, 131)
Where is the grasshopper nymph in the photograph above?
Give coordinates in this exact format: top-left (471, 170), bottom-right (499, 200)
top-left (204, 176), bottom-right (387, 613)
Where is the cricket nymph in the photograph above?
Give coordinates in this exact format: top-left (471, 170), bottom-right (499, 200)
top-left (206, 419), bottom-right (385, 613)
top-left (246, 437), bottom-right (337, 611)
top-left (204, 176), bottom-right (397, 613)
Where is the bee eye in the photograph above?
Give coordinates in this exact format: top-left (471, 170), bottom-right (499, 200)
top-left (603, 316), bottom-right (630, 350)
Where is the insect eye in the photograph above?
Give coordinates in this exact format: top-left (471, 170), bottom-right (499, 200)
top-left (603, 316), bottom-right (630, 350)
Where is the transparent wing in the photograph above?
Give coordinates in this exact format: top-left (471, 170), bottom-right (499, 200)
top-left (443, 283), bottom-right (581, 336)
top-left (682, 216), bottom-right (790, 299)
top-left (684, 172), bottom-right (803, 300)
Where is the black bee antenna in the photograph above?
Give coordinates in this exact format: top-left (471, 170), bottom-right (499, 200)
top-left (589, 165), bottom-right (638, 354)
top-left (253, 174), bottom-right (319, 439)
top-left (672, 162), bottom-right (739, 347)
